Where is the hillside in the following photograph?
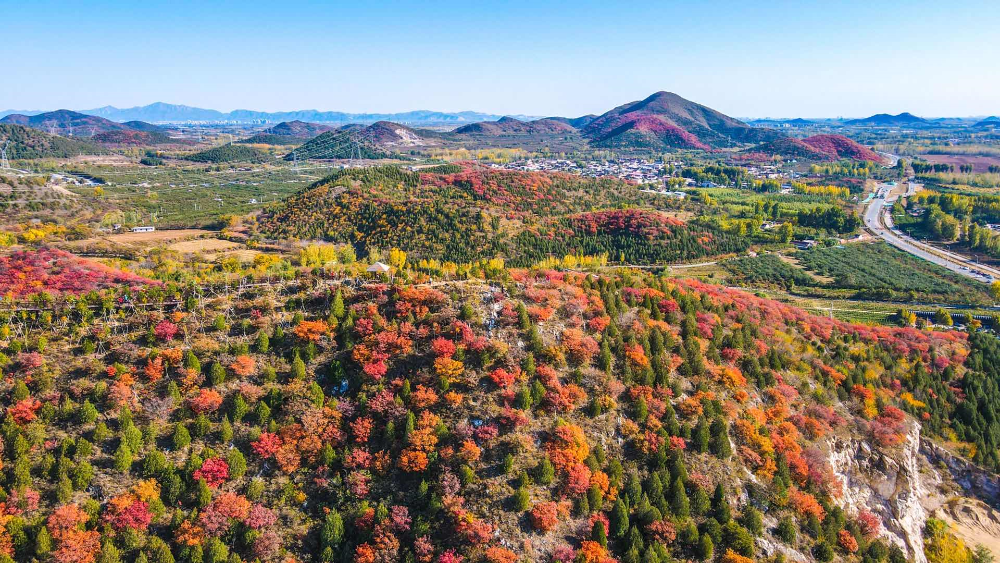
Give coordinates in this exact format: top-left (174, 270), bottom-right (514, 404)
top-left (185, 144), bottom-right (273, 163)
top-left (973, 117), bottom-right (999, 128)
top-left (92, 129), bottom-right (174, 146)
top-left (454, 116), bottom-right (576, 136)
top-left (745, 137), bottom-right (832, 160)
top-left (0, 109), bottom-right (131, 137)
top-left (0, 244), bottom-right (995, 563)
top-left (0, 247), bottom-right (156, 296)
top-left (284, 129), bottom-right (391, 160)
top-left (256, 164), bottom-right (745, 263)
top-left (122, 120), bottom-right (168, 133)
top-left (241, 121), bottom-right (336, 145)
top-left (582, 92), bottom-right (782, 150)
top-left (749, 135), bottom-right (883, 162)
top-left (546, 114), bottom-right (599, 129)
top-left (243, 120), bottom-right (336, 144)
top-left (0, 123), bottom-right (106, 158)
top-left (801, 135), bottom-right (883, 162)
top-left (845, 112), bottom-right (926, 126)
top-left (268, 120), bottom-right (335, 137)
top-left (366, 121), bottom-right (439, 147)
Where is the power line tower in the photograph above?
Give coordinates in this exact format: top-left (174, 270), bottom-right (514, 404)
top-left (0, 140), bottom-right (10, 170)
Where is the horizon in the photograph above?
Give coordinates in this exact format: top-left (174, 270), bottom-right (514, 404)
top-left (1, 99), bottom-right (995, 122)
top-left (2, 0), bottom-right (998, 118)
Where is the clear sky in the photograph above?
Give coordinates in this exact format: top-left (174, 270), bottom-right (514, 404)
top-left (3, 0), bottom-right (998, 118)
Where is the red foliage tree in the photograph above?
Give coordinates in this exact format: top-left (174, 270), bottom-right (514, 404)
top-left (193, 457), bottom-right (230, 488)
top-left (857, 510), bottom-right (881, 538)
top-left (251, 432), bottom-right (282, 458)
top-left (838, 529), bottom-right (859, 553)
top-left (103, 495), bottom-right (153, 532)
top-left (8, 397), bottom-right (42, 425)
top-left (431, 337), bottom-right (457, 358)
top-left (530, 501), bottom-right (559, 532)
top-left (487, 367), bottom-right (517, 389)
top-left (154, 319), bottom-right (178, 341)
top-left (229, 355), bottom-right (256, 378)
top-left (188, 388), bottom-right (223, 414)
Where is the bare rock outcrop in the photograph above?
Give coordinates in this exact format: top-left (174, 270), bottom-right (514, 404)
top-left (828, 422), bottom-right (928, 563)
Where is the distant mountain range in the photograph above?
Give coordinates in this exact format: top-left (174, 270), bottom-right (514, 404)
top-left (3, 94), bottom-right (985, 164)
top-left (4, 100), bottom-right (996, 131)
top-left (0, 103), bottom-right (539, 125)
top-left (211, 92), bottom-right (891, 162)
top-left (453, 116), bottom-right (576, 136)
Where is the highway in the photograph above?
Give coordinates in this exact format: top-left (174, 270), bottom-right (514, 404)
top-left (862, 181), bottom-right (1000, 284)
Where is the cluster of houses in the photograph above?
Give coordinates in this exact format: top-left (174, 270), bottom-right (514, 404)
top-left (493, 158), bottom-right (680, 184)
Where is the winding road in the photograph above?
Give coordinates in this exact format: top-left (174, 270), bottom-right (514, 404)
top-left (862, 181), bottom-right (1000, 283)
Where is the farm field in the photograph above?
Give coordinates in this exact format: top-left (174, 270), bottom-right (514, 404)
top-left (723, 242), bottom-right (992, 305)
top-left (52, 162), bottom-right (324, 227)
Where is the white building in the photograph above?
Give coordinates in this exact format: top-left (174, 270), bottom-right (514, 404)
top-left (132, 226), bottom-right (155, 233)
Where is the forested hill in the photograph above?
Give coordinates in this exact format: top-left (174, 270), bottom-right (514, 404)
top-left (185, 144), bottom-right (273, 163)
top-left (255, 164), bottom-right (747, 264)
top-left (0, 124), bottom-right (106, 158)
top-left (0, 246), bottom-right (990, 563)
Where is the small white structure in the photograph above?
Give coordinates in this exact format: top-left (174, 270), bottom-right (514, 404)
top-left (132, 226), bottom-right (155, 233)
top-left (366, 262), bottom-right (391, 274)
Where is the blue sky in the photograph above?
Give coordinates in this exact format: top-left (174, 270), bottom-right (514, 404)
top-left (3, 0), bottom-right (998, 117)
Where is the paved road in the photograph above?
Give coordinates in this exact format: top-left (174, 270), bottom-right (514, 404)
top-left (862, 182), bottom-right (1000, 284)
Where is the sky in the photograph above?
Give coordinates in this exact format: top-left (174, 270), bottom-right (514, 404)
top-left (3, 0), bottom-right (998, 118)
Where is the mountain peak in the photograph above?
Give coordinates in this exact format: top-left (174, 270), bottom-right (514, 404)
top-left (582, 90), bottom-right (782, 150)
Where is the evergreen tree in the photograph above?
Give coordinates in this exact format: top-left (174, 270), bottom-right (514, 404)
top-left (113, 443), bottom-right (132, 472)
top-left (712, 483), bottom-right (731, 523)
top-left (255, 332), bottom-right (270, 354)
top-left (536, 457), bottom-right (555, 485)
top-left (34, 526), bottom-right (52, 558)
top-left (292, 352), bottom-right (307, 379)
top-left (209, 362), bottom-right (226, 386)
top-left (691, 485), bottom-right (711, 516)
top-left (693, 418), bottom-right (710, 453)
top-left (592, 520), bottom-right (608, 547)
top-left (698, 533), bottom-right (714, 561)
top-left (710, 418), bottom-right (732, 458)
top-left (331, 289), bottom-right (345, 319)
top-left (321, 510), bottom-right (344, 548)
top-left (611, 498), bottom-right (630, 538)
top-left (670, 477), bottom-right (690, 518)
